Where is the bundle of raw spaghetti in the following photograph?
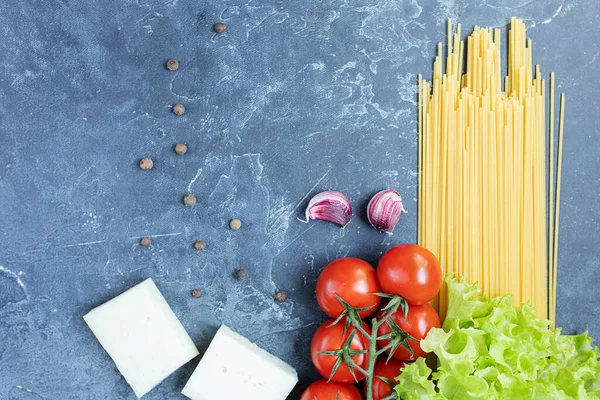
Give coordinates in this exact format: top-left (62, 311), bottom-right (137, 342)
top-left (417, 18), bottom-right (565, 322)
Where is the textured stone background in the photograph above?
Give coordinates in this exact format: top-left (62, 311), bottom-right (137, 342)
top-left (1, 0), bottom-right (599, 398)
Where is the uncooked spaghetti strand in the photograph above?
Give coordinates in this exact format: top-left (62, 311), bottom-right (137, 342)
top-left (552, 94), bottom-right (565, 325)
top-left (548, 72), bottom-right (555, 320)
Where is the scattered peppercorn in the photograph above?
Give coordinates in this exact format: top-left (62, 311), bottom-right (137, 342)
top-left (213, 22), bottom-right (227, 33)
top-left (275, 290), bottom-right (288, 303)
top-left (234, 268), bottom-right (248, 282)
top-left (174, 143), bottom-right (187, 155)
top-left (193, 240), bottom-right (206, 251)
top-left (191, 289), bottom-right (202, 298)
top-left (229, 218), bottom-right (242, 230)
top-left (172, 104), bottom-right (185, 115)
top-left (166, 59), bottom-right (179, 71)
top-left (183, 194), bottom-right (197, 206)
top-left (139, 158), bottom-right (153, 170)
top-left (140, 237), bottom-right (152, 247)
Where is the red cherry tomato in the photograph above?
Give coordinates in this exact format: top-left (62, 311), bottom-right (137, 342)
top-left (311, 318), bottom-right (371, 383)
top-left (377, 244), bottom-right (442, 305)
top-left (316, 257), bottom-right (381, 318)
top-left (365, 358), bottom-right (408, 400)
top-left (376, 302), bottom-right (440, 361)
top-left (300, 380), bottom-right (363, 400)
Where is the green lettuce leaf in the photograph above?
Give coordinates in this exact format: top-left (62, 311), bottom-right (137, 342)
top-left (394, 358), bottom-right (442, 400)
top-left (394, 275), bottom-right (600, 400)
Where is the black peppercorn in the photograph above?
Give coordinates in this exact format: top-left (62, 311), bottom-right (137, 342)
top-left (213, 22), bottom-right (227, 33)
top-left (174, 143), bottom-right (187, 155)
top-left (166, 59), bottom-right (179, 71)
top-left (229, 218), bottom-right (242, 230)
top-left (183, 194), bottom-right (197, 207)
top-left (139, 158), bottom-right (153, 170)
top-left (275, 290), bottom-right (288, 302)
top-left (234, 268), bottom-right (248, 282)
top-left (193, 240), bottom-right (206, 251)
top-left (172, 104), bottom-right (185, 116)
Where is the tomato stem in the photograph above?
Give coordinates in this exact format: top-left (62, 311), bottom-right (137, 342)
top-left (376, 342), bottom-right (394, 357)
top-left (351, 322), bottom-right (371, 339)
top-left (364, 318), bottom-right (380, 400)
top-left (337, 294), bottom-right (408, 400)
top-left (364, 312), bottom-right (397, 400)
top-left (381, 392), bottom-right (398, 400)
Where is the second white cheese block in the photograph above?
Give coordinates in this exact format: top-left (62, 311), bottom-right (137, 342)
top-left (83, 278), bottom-right (199, 398)
top-left (181, 325), bottom-right (298, 400)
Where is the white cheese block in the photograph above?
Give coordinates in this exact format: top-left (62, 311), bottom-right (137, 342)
top-left (83, 278), bottom-right (199, 398)
top-left (181, 325), bottom-right (298, 400)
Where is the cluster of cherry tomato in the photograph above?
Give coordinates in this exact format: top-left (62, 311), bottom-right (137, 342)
top-left (300, 244), bottom-right (443, 400)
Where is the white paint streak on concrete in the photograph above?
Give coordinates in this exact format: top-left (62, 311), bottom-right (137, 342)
top-left (273, 223), bottom-right (318, 258)
top-left (61, 240), bottom-right (106, 248)
top-left (0, 265), bottom-right (25, 288)
top-left (292, 167), bottom-right (332, 219)
top-left (128, 232), bottom-right (183, 239)
top-left (187, 167), bottom-right (203, 192)
top-left (542, 4), bottom-right (563, 24)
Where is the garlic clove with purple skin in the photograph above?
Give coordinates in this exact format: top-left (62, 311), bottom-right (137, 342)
top-left (302, 191), bottom-right (352, 228)
top-left (367, 189), bottom-right (407, 234)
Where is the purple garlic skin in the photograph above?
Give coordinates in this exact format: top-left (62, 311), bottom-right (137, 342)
top-left (303, 191), bottom-right (352, 227)
top-left (367, 189), bottom-right (407, 234)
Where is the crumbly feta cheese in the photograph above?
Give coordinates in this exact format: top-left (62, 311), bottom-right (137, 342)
top-left (181, 325), bottom-right (298, 400)
top-left (83, 278), bottom-right (199, 398)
